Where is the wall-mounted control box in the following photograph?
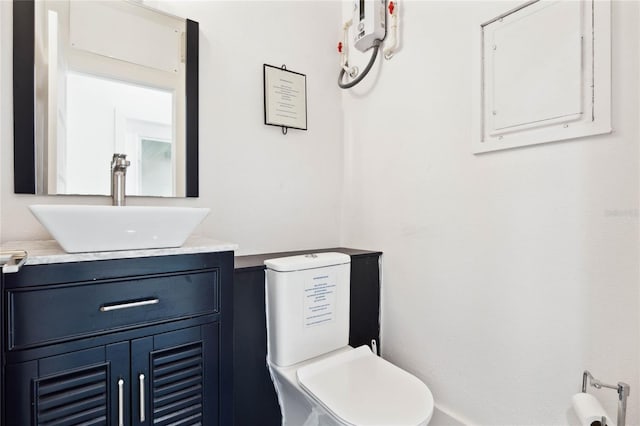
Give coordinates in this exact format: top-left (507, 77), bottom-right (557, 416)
top-left (353, 0), bottom-right (386, 52)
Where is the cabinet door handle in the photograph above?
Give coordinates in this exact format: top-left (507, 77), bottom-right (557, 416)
top-left (118, 378), bottom-right (125, 426)
top-left (100, 298), bottom-right (159, 312)
top-left (139, 373), bottom-right (146, 422)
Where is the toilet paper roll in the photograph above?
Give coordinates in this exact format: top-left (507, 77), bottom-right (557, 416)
top-left (572, 393), bottom-right (612, 426)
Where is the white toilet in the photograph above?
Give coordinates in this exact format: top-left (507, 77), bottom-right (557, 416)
top-left (264, 252), bottom-right (434, 426)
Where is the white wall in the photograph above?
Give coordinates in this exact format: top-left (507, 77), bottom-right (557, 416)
top-left (2, 1), bottom-right (639, 425)
top-left (0, 1), bottom-right (344, 255)
top-left (340, 1), bottom-right (639, 425)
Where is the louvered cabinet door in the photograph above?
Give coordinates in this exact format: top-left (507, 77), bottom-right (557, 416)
top-left (132, 323), bottom-right (219, 426)
top-left (33, 365), bottom-right (110, 425)
top-left (4, 343), bottom-right (130, 426)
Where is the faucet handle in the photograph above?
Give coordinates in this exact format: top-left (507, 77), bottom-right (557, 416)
top-left (111, 153), bottom-right (130, 169)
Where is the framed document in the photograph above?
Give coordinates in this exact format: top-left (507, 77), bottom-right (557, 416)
top-left (263, 64), bottom-right (307, 132)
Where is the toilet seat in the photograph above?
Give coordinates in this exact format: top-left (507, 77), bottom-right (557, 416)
top-left (296, 345), bottom-right (434, 426)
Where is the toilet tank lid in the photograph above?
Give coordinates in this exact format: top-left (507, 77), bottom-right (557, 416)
top-left (264, 252), bottom-right (350, 272)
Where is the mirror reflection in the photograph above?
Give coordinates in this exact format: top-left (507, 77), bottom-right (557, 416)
top-left (34, 0), bottom-right (188, 197)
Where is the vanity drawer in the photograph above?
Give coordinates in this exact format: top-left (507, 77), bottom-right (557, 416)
top-left (7, 270), bottom-right (218, 350)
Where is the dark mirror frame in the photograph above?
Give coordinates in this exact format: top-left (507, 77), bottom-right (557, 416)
top-left (12, 0), bottom-right (199, 197)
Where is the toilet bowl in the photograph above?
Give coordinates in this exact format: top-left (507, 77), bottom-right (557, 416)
top-left (265, 253), bottom-right (434, 426)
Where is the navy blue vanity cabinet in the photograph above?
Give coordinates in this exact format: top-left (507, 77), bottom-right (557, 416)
top-left (233, 248), bottom-right (381, 426)
top-left (2, 251), bottom-right (233, 426)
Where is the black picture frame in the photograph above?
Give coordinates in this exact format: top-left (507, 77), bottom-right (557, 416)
top-left (263, 64), bottom-right (308, 133)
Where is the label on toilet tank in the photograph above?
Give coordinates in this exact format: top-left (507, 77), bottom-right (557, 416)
top-left (303, 274), bottom-right (336, 328)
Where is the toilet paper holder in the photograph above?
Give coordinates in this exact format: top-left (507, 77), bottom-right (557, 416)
top-left (582, 370), bottom-right (630, 426)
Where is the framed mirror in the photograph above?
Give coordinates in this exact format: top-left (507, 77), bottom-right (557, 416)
top-left (13, 0), bottom-right (199, 197)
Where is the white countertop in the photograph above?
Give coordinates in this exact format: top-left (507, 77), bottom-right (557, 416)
top-left (0, 236), bottom-right (238, 266)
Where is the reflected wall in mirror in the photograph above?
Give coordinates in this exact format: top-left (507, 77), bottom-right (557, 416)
top-left (13, 0), bottom-right (199, 197)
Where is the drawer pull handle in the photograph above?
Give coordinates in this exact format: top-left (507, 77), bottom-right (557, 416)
top-left (100, 298), bottom-right (159, 312)
top-left (139, 373), bottom-right (146, 422)
top-left (118, 378), bottom-right (125, 426)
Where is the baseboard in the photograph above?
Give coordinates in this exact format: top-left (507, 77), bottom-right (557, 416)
top-left (431, 403), bottom-right (475, 426)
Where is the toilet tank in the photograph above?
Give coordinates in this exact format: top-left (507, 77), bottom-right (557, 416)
top-left (265, 253), bottom-right (351, 367)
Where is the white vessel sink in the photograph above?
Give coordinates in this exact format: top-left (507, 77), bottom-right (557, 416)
top-left (29, 205), bottom-right (210, 253)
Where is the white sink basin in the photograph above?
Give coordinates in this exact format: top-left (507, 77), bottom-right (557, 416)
top-left (29, 205), bottom-right (210, 253)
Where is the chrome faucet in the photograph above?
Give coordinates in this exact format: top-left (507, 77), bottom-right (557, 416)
top-left (110, 153), bottom-right (130, 206)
